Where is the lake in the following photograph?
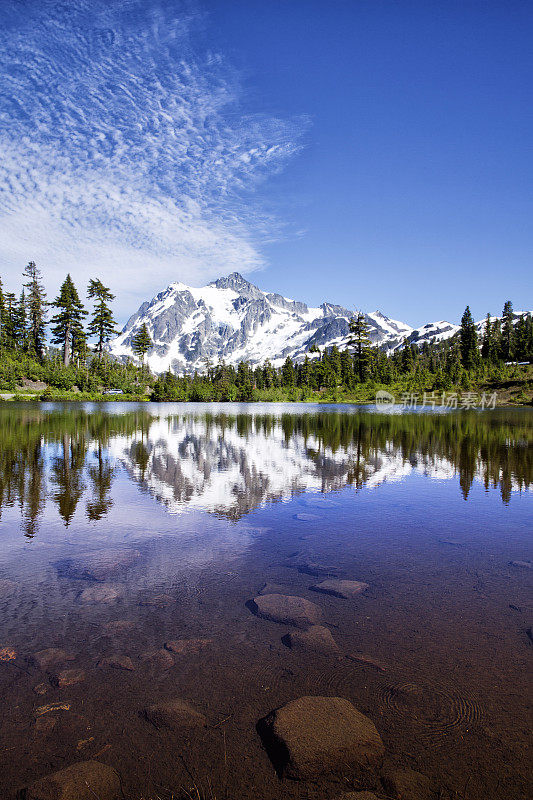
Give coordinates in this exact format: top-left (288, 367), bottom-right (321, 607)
top-left (0, 402), bottom-right (531, 800)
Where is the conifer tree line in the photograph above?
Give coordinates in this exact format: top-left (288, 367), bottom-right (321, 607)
top-left (0, 262), bottom-right (151, 395)
top-left (152, 303), bottom-right (532, 402)
top-left (0, 263), bottom-right (124, 365)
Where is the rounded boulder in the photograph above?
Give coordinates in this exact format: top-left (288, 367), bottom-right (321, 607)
top-left (258, 695), bottom-right (385, 780)
top-left (18, 760), bottom-right (121, 800)
top-left (251, 594), bottom-right (322, 628)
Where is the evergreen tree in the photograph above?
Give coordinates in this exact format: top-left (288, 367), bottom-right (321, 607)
top-left (329, 345), bottom-right (341, 384)
top-left (400, 343), bottom-right (415, 373)
top-left (262, 359), bottom-right (276, 388)
top-left (72, 323), bottom-right (89, 368)
top-left (501, 300), bottom-right (515, 361)
top-left (299, 355), bottom-right (312, 388)
top-left (491, 318), bottom-right (503, 360)
top-left (459, 305), bottom-right (479, 369)
top-left (131, 323), bottom-right (152, 372)
top-left (3, 292), bottom-right (17, 349)
top-left (50, 274), bottom-right (88, 367)
top-left (445, 339), bottom-right (462, 382)
top-left (15, 290), bottom-right (28, 351)
top-left (481, 313), bottom-right (495, 362)
top-left (23, 261), bottom-right (47, 360)
top-left (348, 312), bottom-right (373, 381)
top-left (514, 313), bottom-right (532, 362)
top-left (87, 279), bottom-right (118, 358)
top-left (281, 356), bottom-right (296, 387)
top-left (0, 277), bottom-right (5, 348)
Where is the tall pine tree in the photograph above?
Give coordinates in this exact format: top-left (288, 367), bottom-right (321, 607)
top-left (3, 292), bottom-right (17, 349)
top-left (501, 300), bottom-right (514, 361)
top-left (348, 312), bottom-right (373, 381)
top-left (480, 313), bottom-right (497, 362)
top-left (281, 356), bottom-right (296, 387)
top-left (131, 323), bottom-right (152, 373)
top-left (87, 279), bottom-right (117, 358)
top-left (50, 275), bottom-right (87, 367)
top-left (14, 290), bottom-right (27, 350)
top-left (459, 306), bottom-right (479, 370)
top-left (0, 277), bottom-right (5, 348)
top-left (23, 261), bottom-right (47, 360)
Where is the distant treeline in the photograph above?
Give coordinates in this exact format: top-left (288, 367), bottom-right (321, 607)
top-left (152, 304), bottom-right (533, 401)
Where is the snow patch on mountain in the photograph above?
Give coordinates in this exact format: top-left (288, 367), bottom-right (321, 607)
top-left (109, 272), bottom-right (530, 374)
top-left (110, 272), bottom-right (417, 373)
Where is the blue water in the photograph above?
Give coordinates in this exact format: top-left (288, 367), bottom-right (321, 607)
top-left (0, 402), bottom-right (531, 799)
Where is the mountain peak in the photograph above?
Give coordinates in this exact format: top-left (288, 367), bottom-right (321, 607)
top-left (209, 271), bottom-right (262, 297)
top-left (109, 274), bottom-right (420, 374)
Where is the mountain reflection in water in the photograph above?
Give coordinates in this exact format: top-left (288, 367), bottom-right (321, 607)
top-left (0, 403), bottom-right (530, 537)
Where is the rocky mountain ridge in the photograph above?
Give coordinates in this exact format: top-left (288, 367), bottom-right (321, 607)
top-left (109, 272), bottom-right (526, 374)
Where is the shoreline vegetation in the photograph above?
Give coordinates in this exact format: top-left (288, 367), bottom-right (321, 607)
top-left (0, 263), bottom-right (532, 406)
top-left (1, 365), bottom-right (531, 406)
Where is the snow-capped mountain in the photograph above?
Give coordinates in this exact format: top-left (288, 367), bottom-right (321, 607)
top-left (109, 272), bottom-right (528, 374)
top-left (109, 272), bottom-right (414, 373)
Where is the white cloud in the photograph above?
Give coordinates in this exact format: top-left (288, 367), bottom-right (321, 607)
top-left (0, 0), bottom-right (307, 321)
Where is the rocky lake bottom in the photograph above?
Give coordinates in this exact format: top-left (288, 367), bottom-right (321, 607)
top-left (0, 402), bottom-right (531, 800)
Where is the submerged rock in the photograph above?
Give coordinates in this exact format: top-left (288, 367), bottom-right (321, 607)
top-left (32, 648), bottom-right (75, 671)
top-left (346, 653), bottom-right (386, 671)
top-left (79, 585), bottom-right (121, 604)
top-left (33, 715), bottom-right (57, 735)
top-left (19, 760), bottom-right (121, 800)
top-left (143, 699), bottom-right (207, 730)
top-left (294, 513), bottom-right (318, 521)
top-left (311, 579), bottom-right (368, 599)
top-left (164, 638), bottom-right (213, 656)
top-left (381, 768), bottom-right (436, 800)
top-left (54, 668), bottom-right (86, 687)
top-left (250, 594), bottom-right (322, 628)
top-left (56, 548), bottom-right (141, 581)
top-left (258, 695), bottom-right (385, 780)
top-left (509, 560), bottom-right (532, 570)
top-left (282, 625), bottom-right (341, 655)
top-left (141, 649), bottom-right (175, 670)
top-left (98, 655), bottom-right (134, 671)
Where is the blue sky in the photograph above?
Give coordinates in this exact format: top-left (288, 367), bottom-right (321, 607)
top-left (0, 0), bottom-right (531, 326)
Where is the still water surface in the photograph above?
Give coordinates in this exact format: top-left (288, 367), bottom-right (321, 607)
top-left (0, 402), bottom-right (531, 799)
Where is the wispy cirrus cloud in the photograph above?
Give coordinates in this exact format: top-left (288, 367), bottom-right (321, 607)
top-left (0, 0), bottom-right (307, 319)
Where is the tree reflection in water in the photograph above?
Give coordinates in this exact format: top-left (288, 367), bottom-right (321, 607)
top-left (0, 403), bottom-right (530, 536)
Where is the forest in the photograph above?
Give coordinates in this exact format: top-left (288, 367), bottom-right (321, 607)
top-left (0, 263), bottom-right (151, 398)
